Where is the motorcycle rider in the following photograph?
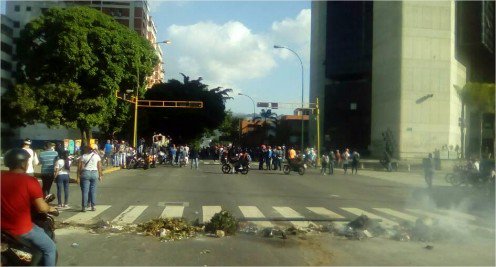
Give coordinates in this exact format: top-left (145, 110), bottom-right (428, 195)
top-left (1, 148), bottom-right (57, 266)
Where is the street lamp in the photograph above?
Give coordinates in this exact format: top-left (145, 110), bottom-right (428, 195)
top-left (132, 40), bottom-right (172, 148)
top-left (274, 45), bottom-right (304, 150)
top-left (238, 93), bottom-right (256, 120)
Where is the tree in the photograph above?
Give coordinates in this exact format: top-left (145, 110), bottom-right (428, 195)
top-left (217, 110), bottom-right (241, 143)
top-left (140, 74), bottom-right (232, 143)
top-left (254, 109), bottom-right (278, 140)
top-left (455, 82), bottom-right (495, 158)
top-left (1, 6), bottom-right (158, 144)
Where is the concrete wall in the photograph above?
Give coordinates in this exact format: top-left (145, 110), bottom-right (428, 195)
top-left (370, 2), bottom-right (403, 157)
top-left (371, 1), bottom-right (466, 159)
top-left (309, 1), bottom-right (327, 150)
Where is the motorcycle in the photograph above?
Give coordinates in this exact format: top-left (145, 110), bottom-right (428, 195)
top-left (221, 154), bottom-right (250, 175)
top-left (1, 194), bottom-right (59, 266)
top-left (283, 160), bottom-right (307, 175)
top-left (127, 154), bottom-right (147, 170)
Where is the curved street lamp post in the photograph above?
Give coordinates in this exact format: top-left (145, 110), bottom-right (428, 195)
top-left (238, 93), bottom-right (256, 120)
top-left (274, 45), bottom-right (305, 150)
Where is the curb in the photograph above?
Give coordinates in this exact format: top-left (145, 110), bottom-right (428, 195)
top-left (102, 167), bottom-right (121, 174)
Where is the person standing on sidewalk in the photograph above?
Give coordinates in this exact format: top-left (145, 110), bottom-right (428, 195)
top-left (423, 153), bottom-right (434, 188)
top-left (103, 140), bottom-right (113, 167)
top-left (321, 153), bottom-right (329, 175)
top-left (54, 151), bottom-right (71, 208)
top-left (38, 142), bottom-right (59, 197)
top-left (342, 148), bottom-right (350, 174)
top-left (22, 138), bottom-right (39, 176)
top-left (77, 146), bottom-right (103, 212)
top-left (351, 150), bottom-right (360, 174)
top-left (190, 146), bottom-right (199, 170)
top-left (329, 149), bottom-right (335, 175)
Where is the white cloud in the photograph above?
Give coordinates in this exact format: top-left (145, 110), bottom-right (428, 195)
top-left (167, 21), bottom-right (276, 85)
top-left (164, 9), bottom-right (311, 93)
top-left (271, 9), bottom-right (311, 63)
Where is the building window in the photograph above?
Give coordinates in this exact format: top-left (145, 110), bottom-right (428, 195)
top-left (14, 5), bottom-right (20, 12)
top-left (1, 42), bottom-right (13, 55)
top-left (350, 103), bottom-right (357, 110)
top-left (41, 8), bottom-right (48, 14)
top-left (1, 60), bottom-right (12, 71)
top-left (1, 24), bottom-right (13, 37)
top-left (26, 6), bottom-right (32, 11)
top-left (13, 21), bottom-right (20, 28)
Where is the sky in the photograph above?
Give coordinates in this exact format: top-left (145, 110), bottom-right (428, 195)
top-left (0, 0), bottom-right (312, 116)
top-left (149, 1), bottom-right (312, 116)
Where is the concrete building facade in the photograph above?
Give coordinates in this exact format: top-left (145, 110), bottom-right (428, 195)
top-left (2, 0), bottom-right (164, 147)
top-left (309, 1), bottom-right (494, 159)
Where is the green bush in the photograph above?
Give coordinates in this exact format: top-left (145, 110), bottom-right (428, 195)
top-left (205, 210), bottom-right (239, 235)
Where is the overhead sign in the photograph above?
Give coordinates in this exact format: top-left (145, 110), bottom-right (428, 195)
top-left (257, 102), bottom-right (279, 109)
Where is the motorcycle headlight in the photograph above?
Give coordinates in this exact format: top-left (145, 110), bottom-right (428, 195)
top-left (304, 164), bottom-right (307, 168)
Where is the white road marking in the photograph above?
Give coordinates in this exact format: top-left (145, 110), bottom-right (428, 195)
top-left (341, 207), bottom-right (397, 228)
top-left (238, 206), bottom-right (273, 228)
top-left (273, 206), bottom-right (315, 228)
top-left (373, 208), bottom-right (417, 222)
top-left (160, 205), bottom-right (185, 218)
top-left (202, 206), bottom-right (222, 223)
top-left (112, 205), bottom-right (148, 224)
top-left (406, 208), bottom-right (494, 233)
top-left (306, 207), bottom-right (345, 219)
top-left (64, 205), bottom-right (112, 224)
top-left (438, 209), bottom-right (477, 221)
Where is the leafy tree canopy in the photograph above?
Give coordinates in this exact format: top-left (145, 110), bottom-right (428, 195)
top-left (2, 6), bottom-right (158, 142)
top-left (140, 74), bottom-right (232, 143)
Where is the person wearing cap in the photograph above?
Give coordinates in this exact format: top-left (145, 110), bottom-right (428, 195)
top-left (22, 138), bottom-right (39, 176)
top-left (38, 142), bottom-right (59, 197)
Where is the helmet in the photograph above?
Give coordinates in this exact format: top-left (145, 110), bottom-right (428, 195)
top-left (23, 138), bottom-right (32, 145)
top-left (3, 148), bottom-right (31, 169)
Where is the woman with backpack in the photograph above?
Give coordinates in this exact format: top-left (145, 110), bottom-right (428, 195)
top-left (54, 150), bottom-right (71, 208)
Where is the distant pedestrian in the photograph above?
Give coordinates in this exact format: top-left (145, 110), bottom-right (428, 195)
top-left (54, 151), bottom-right (71, 208)
top-left (321, 153), bottom-right (329, 175)
top-left (22, 138), bottom-right (39, 176)
top-left (190, 147), bottom-right (199, 170)
top-left (342, 148), bottom-right (350, 174)
top-left (351, 150), bottom-right (360, 174)
top-left (265, 146), bottom-right (273, 170)
top-left (77, 146), bottom-right (103, 212)
top-left (103, 140), bottom-right (113, 167)
top-left (423, 153), bottom-right (434, 188)
top-left (329, 150), bottom-right (335, 175)
top-left (39, 142), bottom-right (59, 197)
top-left (336, 150), bottom-right (342, 168)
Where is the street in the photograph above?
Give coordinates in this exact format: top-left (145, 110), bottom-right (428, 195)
top-left (52, 162), bottom-right (495, 266)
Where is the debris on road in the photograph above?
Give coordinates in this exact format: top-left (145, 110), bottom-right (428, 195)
top-left (424, 245), bottom-right (434, 250)
top-left (215, 230), bottom-right (225, 238)
top-left (70, 242), bottom-right (79, 248)
top-left (137, 217), bottom-right (203, 241)
top-left (262, 228), bottom-right (274, 238)
top-left (205, 210), bottom-right (239, 235)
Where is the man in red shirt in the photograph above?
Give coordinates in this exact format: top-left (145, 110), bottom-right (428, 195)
top-left (1, 148), bottom-right (57, 266)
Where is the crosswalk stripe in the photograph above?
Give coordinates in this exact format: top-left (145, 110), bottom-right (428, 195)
top-left (238, 206), bottom-right (273, 228)
top-left (438, 209), bottom-right (477, 221)
top-left (160, 205), bottom-right (185, 218)
top-left (202, 206), bottom-right (222, 223)
top-left (273, 206), bottom-right (314, 228)
top-left (63, 205), bottom-right (112, 224)
top-left (341, 207), bottom-right (397, 228)
top-left (306, 207), bottom-right (345, 219)
top-left (112, 205), bottom-right (148, 224)
top-left (406, 208), bottom-right (494, 233)
top-left (373, 208), bottom-right (417, 222)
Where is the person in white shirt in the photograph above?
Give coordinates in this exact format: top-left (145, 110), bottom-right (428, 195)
top-left (22, 138), bottom-right (39, 176)
top-left (54, 151), bottom-right (71, 208)
top-left (77, 146), bottom-right (103, 212)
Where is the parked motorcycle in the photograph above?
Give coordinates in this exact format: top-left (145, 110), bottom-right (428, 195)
top-left (283, 160), bottom-right (307, 175)
top-left (1, 194), bottom-right (59, 266)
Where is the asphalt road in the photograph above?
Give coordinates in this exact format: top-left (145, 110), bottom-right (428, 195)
top-left (50, 162), bottom-right (495, 265)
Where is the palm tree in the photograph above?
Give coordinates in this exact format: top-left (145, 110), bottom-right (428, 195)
top-left (254, 109), bottom-right (279, 140)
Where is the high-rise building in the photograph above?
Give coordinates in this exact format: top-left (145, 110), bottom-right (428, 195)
top-left (2, 1), bottom-right (165, 145)
top-left (310, 1), bottom-right (494, 159)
